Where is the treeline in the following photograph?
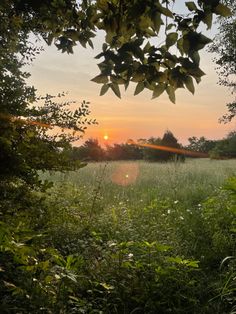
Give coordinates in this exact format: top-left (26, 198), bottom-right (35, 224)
top-left (68, 130), bottom-right (236, 162)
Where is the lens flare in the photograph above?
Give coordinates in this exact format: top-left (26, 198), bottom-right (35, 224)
top-left (127, 139), bottom-right (208, 158)
top-left (111, 163), bottom-right (139, 186)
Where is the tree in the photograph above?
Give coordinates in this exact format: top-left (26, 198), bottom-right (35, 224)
top-left (1, 0), bottom-right (231, 103)
top-left (187, 136), bottom-right (216, 153)
top-left (142, 131), bottom-right (183, 161)
top-left (209, 0), bottom-right (236, 122)
top-left (209, 131), bottom-right (236, 159)
top-left (106, 142), bottom-right (143, 160)
top-left (72, 138), bottom-right (105, 161)
top-left (0, 7), bottom-right (97, 218)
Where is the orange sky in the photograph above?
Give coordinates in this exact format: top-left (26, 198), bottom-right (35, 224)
top-left (27, 25), bottom-right (235, 146)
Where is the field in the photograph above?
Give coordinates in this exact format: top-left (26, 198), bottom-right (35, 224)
top-left (45, 158), bottom-right (236, 207)
top-left (35, 159), bottom-right (236, 313)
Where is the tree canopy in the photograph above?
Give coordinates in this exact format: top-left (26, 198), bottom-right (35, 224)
top-left (1, 0), bottom-right (232, 102)
top-left (209, 0), bottom-right (236, 122)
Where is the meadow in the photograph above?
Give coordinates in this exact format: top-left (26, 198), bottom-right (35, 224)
top-left (45, 158), bottom-right (236, 207)
top-left (34, 158), bottom-right (236, 313)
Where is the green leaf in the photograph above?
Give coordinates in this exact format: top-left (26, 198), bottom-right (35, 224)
top-left (131, 73), bottom-right (144, 82)
top-left (214, 3), bottom-right (232, 17)
top-left (91, 74), bottom-right (108, 84)
top-left (100, 84), bottom-right (109, 96)
top-left (190, 51), bottom-right (200, 65)
top-left (185, 2), bottom-right (197, 11)
top-left (177, 38), bottom-right (184, 55)
top-left (157, 5), bottom-right (173, 18)
top-left (166, 85), bottom-right (176, 103)
top-left (134, 82), bottom-right (145, 95)
top-left (152, 84), bottom-right (165, 99)
top-left (197, 34), bottom-right (212, 45)
top-left (188, 67), bottom-right (205, 78)
top-left (202, 13), bottom-right (213, 29)
top-left (166, 32), bottom-right (178, 48)
top-left (153, 13), bottom-right (162, 33)
top-left (186, 260), bottom-right (199, 268)
top-left (185, 76), bottom-right (195, 94)
top-left (110, 83), bottom-right (121, 98)
top-left (143, 41), bottom-right (151, 53)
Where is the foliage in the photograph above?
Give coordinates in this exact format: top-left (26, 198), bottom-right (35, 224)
top-left (1, 159), bottom-right (236, 312)
top-left (106, 142), bottom-right (143, 160)
top-left (187, 136), bottom-right (216, 153)
top-left (32, 162), bottom-right (236, 313)
top-left (0, 0), bottom-right (232, 101)
top-left (142, 130), bottom-right (184, 161)
top-left (209, 131), bottom-right (236, 159)
top-left (209, 0), bottom-right (236, 122)
top-left (70, 138), bottom-right (105, 161)
top-left (0, 6), bottom-right (96, 212)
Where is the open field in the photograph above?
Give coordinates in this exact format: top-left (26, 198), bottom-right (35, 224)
top-left (44, 158), bottom-right (236, 208)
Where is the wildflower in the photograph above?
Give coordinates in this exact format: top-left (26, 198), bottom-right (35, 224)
top-left (127, 253), bottom-right (134, 260)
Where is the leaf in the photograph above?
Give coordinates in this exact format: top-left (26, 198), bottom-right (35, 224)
top-left (91, 74), bottom-right (108, 84)
top-left (100, 84), bottom-right (109, 96)
top-left (189, 51), bottom-right (200, 65)
top-left (188, 67), bottom-right (205, 78)
top-left (143, 41), bottom-right (151, 53)
top-left (185, 2), bottom-right (197, 11)
top-left (153, 12), bottom-right (162, 33)
top-left (131, 73), bottom-right (144, 82)
top-left (102, 43), bottom-right (108, 52)
top-left (202, 13), bottom-right (213, 29)
top-left (182, 37), bottom-right (190, 54)
top-left (110, 83), bottom-right (121, 98)
top-left (197, 34), bottom-right (212, 45)
top-left (214, 3), bottom-right (232, 17)
top-left (152, 84), bottom-right (165, 99)
top-left (134, 82), bottom-right (145, 96)
top-left (166, 86), bottom-right (176, 103)
top-left (177, 38), bottom-right (184, 55)
top-left (88, 39), bottom-right (94, 49)
top-left (185, 260), bottom-right (199, 268)
top-left (157, 5), bottom-right (173, 18)
top-left (185, 76), bottom-right (195, 94)
top-left (166, 32), bottom-right (178, 48)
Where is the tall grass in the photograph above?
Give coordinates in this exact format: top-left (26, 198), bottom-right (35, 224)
top-left (36, 159), bottom-right (236, 313)
top-left (44, 159), bottom-right (236, 208)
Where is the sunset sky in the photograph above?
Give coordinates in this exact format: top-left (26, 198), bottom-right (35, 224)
top-left (27, 6), bottom-right (235, 146)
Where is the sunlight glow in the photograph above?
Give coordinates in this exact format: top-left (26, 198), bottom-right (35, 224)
top-left (103, 135), bottom-right (109, 140)
top-left (111, 163), bottom-right (139, 186)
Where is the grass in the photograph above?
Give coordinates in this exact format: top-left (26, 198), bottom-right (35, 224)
top-left (44, 158), bottom-right (236, 208)
top-left (36, 159), bottom-right (236, 313)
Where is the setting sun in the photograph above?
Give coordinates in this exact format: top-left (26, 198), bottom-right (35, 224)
top-left (103, 135), bottom-right (109, 140)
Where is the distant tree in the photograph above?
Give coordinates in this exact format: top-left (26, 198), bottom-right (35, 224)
top-left (74, 139), bottom-right (105, 161)
top-left (187, 136), bottom-right (216, 153)
top-left (106, 142), bottom-right (142, 160)
top-left (143, 131), bottom-right (183, 162)
top-left (210, 131), bottom-right (236, 158)
top-left (160, 130), bottom-right (183, 161)
top-left (142, 137), bottom-right (162, 161)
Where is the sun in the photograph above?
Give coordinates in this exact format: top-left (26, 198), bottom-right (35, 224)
top-left (103, 135), bottom-right (109, 140)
